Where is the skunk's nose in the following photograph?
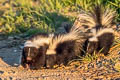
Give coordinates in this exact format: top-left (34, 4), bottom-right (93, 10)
top-left (26, 57), bottom-right (32, 61)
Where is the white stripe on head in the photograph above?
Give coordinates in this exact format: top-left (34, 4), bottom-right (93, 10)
top-left (24, 33), bottom-right (54, 50)
top-left (33, 38), bottom-right (50, 46)
top-left (24, 41), bottom-right (38, 48)
top-left (28, 48), bottom-right (31, 56)
top-left (31, 35), bottom-right (54, 47)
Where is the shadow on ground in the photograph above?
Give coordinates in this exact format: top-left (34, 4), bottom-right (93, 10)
top-left (0, 38), bottom-right (22, 67)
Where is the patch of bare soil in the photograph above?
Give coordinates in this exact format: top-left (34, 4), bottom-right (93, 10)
top-left (0, 36), bottom-right (120, 80)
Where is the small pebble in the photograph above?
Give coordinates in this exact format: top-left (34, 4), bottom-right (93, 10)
top-left (118, 51), bottom-right (120, 54)
top-left (19, 45), bottom-right (24, 49)
top-left (114, 62), bottom-right (120, 71)
top-left (9, 77), bottom-right (12, 80)
top-left (14, 50), bottom-right (17, 52)
top-left (115, 78), bottom-right (120, 80)
top-left (14, 63), bottom-right (19, 67)
top-left (8, 36), bottom-right (14, 40)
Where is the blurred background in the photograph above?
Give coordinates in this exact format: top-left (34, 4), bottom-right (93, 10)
top-left (0, 0), bottom-right (119, 36)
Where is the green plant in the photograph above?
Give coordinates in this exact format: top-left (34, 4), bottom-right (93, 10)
top-left (110, 37), bottom-right (120, 52)
top-left (108, 0), bottom-right (120, 21)
top-left (0, 0), bottom-right (119, 35)
top-left (81, 52), bottom-right (99, 63)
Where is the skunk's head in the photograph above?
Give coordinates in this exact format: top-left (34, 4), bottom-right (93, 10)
top-left (21, 33), bottom-right (53, 69)
top-left (21, 42), bottom-right (36, 68)
top-left (21, 41), bottom-right (41, 69)
top-left (87, 36), bottom-right (98, 54)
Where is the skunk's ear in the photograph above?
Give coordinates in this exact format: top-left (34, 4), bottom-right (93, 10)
top-left (21, 49), bottom-right (26, 66)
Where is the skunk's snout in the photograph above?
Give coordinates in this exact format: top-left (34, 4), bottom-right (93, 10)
top-left (26, 57), bottom-right (32, 62)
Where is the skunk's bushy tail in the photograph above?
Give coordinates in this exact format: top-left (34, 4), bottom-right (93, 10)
top-left (72, 5), bottom-right (116, 33)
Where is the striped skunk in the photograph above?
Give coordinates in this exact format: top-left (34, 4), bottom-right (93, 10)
top-left (73, 5), bottom-right (116, 55)
top-left (21, 33), bottom-right (53, 69)
top-left (45, 28), bottom-right (84, 68)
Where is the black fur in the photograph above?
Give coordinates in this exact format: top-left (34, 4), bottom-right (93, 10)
top-left (97, 32), bottom-right (114, 55)
top-left (86, 32), bottom-right (114, 55)
top-left (45, 40), bottom-right (82, 68)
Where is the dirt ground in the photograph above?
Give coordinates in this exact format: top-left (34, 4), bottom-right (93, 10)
top-left (0, 35), bottom-right (120, 80)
